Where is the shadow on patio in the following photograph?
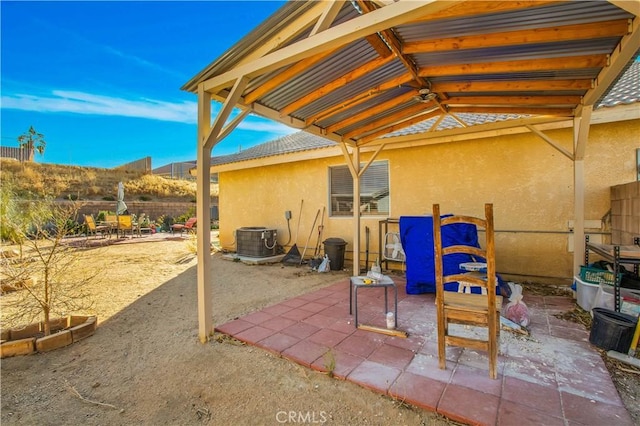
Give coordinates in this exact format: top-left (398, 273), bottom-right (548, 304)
top-left (217, 276), bottom-right (633, 425)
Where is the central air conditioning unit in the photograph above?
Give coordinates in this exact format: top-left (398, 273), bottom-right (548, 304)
top-left (236, 227), bottom-right (277, 257)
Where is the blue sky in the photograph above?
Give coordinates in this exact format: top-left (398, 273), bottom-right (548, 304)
top-left (1, 1), bottom-right (297, 168)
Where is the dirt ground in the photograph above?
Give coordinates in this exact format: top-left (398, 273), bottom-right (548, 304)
top-left (1, 235), bottom-right (456, 425)
top-left (1, 235), bottom-right (638, 425)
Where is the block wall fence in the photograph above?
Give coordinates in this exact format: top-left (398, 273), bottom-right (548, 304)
top-left (55, 200), bottom-right (206, 222)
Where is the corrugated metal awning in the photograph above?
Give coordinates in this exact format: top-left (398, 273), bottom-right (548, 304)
top-left (181, 0), bottom-right (639, 147)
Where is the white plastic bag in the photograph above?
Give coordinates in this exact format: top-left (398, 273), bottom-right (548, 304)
top-left (505, 283), bottom-right (530, 327)
top-left (318, 255), bottom-right (330, 273)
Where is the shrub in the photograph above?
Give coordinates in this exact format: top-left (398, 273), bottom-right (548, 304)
top-left (1, 198), bottom-right (95, 334)
top-left (96, 211), bottom-right (114, 222)
top-left (175, 206), bottom-right (196, 224)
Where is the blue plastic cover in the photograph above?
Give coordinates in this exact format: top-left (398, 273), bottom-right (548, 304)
top-left (399, 215), bottom-right (482, 294)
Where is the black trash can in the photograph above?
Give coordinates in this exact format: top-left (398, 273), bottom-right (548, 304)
top-left (589, 307), bottom-right (638, 353)
top-left (323, 238), bottom-right (347, 271)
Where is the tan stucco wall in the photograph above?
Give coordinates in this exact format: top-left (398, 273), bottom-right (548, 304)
top-left (217, 119), bottom-right (639, 283)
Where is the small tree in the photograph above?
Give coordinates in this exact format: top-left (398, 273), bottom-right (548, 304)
top-left (0, 182), bottom-right (28, 259)
top-left (17, 126), bottom-right (46, 162)
top-left (2, 198), bottom-right (95, 335)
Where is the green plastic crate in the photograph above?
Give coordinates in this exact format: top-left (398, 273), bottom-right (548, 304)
top-left (580, 266), bottom-right (623, 286)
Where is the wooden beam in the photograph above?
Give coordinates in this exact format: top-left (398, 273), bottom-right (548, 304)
top-left (244, 47), bottom-right (340, 104)
top-left (359, 109), bottom-right (442, 144)
top-left (352, 145), bottom-right (361, 276)
top-left (358, 142), bottom-right (387, 176)
top-left (357, 0), bottom-right (429, 88)
top-left (326, 91), bottom-right (417, 134)
top-left (210, 107), bottom-right (632, 174)
top-left (280, 53), bottom-right (397, 116)
top-left (351, 0), bottom-right (394, 57)
top-left (608, 0), bottom-right (640, 17)
top-left (358, 324), bottom-right (408, 338)
top-left (342, 103), bottom-right (430, 140)
top-left (310, 0), bottom-right (345, 36)
top-left (582, 17), bottom-right (640, 106)
top-left (206, 76), bottom-right (250, 150)
top-left (448, 106), bottom-right (574, 116)
top-left (421, 55), bottom-right (609, 78)
top-left (218, 108), bottom-right (251, 142)
top-left (196, 84), bottom-right (213, 343)
top-left (442, 95), bottom-right (582, 106)
top-left (364, 33), bottom-right (393, 58)
top-left (574, 105), bottom-right (592, 161)
top-left (305, 72), bottom-right (414, 125)
top-left (409, 0), bottom-right (561, 23)
top-left (403, 19), bottom-right (630, 54)
top-left (374, 115), bottom-right (570, 146)
top-left (429, 114), bottom-right (447, 132)
top-left (525, 124), bottom-right (574, 161)
top-left (448, 112), bottom-right (470, 128)
top-left (202, 0), bottom-right (461, 94)
top-left (339, 142), bottom-right (357, 177)
top-left (432, 79), bottom-right (593, 92)
top-left (235, 2), bottom-right (330, 67)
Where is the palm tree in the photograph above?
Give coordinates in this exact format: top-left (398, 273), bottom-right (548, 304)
top-left (17, 126), bottom-right (46, 161)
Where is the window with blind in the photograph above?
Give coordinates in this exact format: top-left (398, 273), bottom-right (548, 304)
top-left (329, 161), bottom-right (389, 217)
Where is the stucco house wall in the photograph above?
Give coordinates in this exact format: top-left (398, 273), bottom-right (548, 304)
top-left (217, 118), bottom-right (638, 283)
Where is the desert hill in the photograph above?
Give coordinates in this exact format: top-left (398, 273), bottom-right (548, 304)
top-left (1, 159), bottom-right (217, 202)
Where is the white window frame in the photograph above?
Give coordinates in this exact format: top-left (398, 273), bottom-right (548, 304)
top-left (329, 160), bottom-right (390, 217)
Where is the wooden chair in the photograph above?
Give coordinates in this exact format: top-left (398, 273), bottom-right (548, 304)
top-left (432, 203), bottom-right (502, 379)
top-left (171, 217), bottom-right (197, 235)
top-left (85, 215), bottom-right (110, 239)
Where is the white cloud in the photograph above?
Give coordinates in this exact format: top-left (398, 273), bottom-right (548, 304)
top-left (2, 90), bottom-right (197, 123)
top-left (1, 89), bottom-right (298, 136)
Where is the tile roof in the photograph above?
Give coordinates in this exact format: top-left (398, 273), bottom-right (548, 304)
top-left (597, 59), bottom-right (640, 108)
top-left (211, 60), bottom-right (639, 166)
top-left (211, 131), bottom-right (336, 166)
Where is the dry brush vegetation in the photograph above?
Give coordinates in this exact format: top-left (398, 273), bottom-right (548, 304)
top-left (0, 159), bottom-right (218, 202)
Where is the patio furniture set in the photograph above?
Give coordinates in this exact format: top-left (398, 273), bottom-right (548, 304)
top-left (85, 214), bottom-right (197, 239)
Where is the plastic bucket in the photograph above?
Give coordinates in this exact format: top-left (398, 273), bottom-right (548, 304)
top-left (589, 307), bottom-right (638, 352)
top-left (323, 238), bottom-right (347, 271)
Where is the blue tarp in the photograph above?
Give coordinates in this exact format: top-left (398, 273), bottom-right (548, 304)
top-left (399, 215), bottom-right (483, 295)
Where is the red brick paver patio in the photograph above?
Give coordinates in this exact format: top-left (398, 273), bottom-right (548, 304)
top-left (216, 277), bottom-right (633, 425)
